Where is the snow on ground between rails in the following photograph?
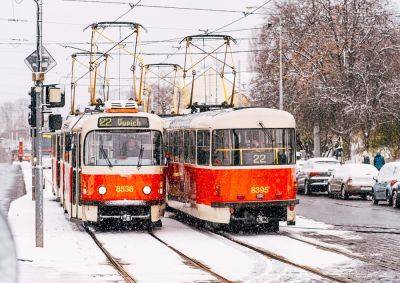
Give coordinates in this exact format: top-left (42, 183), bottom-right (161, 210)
top-left (228, 232), bottom-right (359, 274)
top-left (93, 230), bottom-right (215, 282)
top-left (154, 217), bottom-right (326, 282)
top-left (7, 162), bottom-right (123, 283)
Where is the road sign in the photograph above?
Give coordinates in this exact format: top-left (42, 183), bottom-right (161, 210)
top-left (24, 46), bottom-right (57, 73)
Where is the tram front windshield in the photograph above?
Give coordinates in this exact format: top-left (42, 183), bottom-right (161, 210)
top-left (84, 130), bottom-right (162, 166)
top-left (212, 128), bottom-right (295, 166)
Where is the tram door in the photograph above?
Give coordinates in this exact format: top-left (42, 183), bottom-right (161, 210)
top-left (71, 133), bottom-right (81, 219)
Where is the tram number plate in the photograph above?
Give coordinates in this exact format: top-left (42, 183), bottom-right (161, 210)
top-left (98, 117), bottom-right (149, 128)
top-left (116, 186), bottom-right (134, 193)
top-left (251, 186), bottom-right (269, 194)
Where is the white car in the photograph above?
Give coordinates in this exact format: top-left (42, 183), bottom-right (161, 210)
top-left (329, 163), bottom-right (378, 199)
top-left (297, 158), bottom-right (340, 195)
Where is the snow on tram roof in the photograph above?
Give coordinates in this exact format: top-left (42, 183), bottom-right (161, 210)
top-left (167, 107), bottom-right (296, 130)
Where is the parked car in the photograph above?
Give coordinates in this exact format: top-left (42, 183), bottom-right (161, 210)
top-left (297, 157), bottom-right (340, 195)
top-left (392, 183), bottom-right (400, 208)
top-left (328, 164), bottom-right (378, 199)
top-left (296, 159), bottom-right (306, 177)
top-left (372, 162), bottom-right (400, 206)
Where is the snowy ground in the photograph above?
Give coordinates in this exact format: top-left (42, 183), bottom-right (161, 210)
top-left (8, 162), bottom-right (123, 282)
top-left (6, 162), bottom-right (370, 283)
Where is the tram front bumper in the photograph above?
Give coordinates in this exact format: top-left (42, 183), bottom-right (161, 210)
top-left (96, 200), bottom-right (165, 222)
top-left (211, 199), bottom-right (299, 224)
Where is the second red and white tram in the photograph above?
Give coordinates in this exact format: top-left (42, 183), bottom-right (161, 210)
top-left (165, 107), bottom-right (298, 231)
top-left (51, 100), bottom-right (166, 227)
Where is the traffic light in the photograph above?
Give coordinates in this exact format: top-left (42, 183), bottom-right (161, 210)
top-left (28, 87), bottom-right (37, 127)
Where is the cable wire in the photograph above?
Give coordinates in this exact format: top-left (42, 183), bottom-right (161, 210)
top-left (209, 0), bottom-right (272, 34)
top-left (61, 0), bottom-right (264, 15)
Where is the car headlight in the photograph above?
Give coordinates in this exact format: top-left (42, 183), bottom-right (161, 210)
top-left (98, 186), bottom-right (107, 195)
top-left (143, 186), bottom-right (151, 195)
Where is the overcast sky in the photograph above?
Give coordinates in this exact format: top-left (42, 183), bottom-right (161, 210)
top-left (1, 0), bottom-right (399, 105)
top-left (0, 0), bottom-right (267, 105)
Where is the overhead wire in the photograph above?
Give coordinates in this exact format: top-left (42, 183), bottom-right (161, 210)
top-left (209, 0), bottom-right (271, 34)
top-left (61, 0), bottom-right (264, 15)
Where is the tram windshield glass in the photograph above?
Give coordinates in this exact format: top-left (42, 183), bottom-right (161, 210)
top-left (212, 128), bottom-right (295, 166)
top-left (84, 130), bottom-right (163, 166)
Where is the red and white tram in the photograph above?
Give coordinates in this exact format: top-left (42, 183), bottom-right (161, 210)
top-left (51, 100), bottom-right (166, 227)
top-left (165, 107), bottom-right (298, 231)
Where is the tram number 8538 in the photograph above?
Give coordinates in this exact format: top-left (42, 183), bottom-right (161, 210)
top-left (115, 186), bottom-right (134, 193)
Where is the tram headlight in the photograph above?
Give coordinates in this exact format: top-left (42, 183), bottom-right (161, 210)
top-left (143, 186), bottom-right (151, 195)
top-left (98, 186), bottom-right (107, 195)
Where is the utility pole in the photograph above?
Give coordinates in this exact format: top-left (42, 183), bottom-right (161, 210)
top-left (33, 0), bottom-right (44, 248)
top-left (278, 15), bottom-right (283, 110)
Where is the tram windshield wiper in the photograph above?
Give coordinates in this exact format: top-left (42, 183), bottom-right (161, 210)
top-left (137, 141), bottom-right (144, 169)
top-left (100, 145), bottom-right (113, 168)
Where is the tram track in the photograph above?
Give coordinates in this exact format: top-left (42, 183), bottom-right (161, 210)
top-left (168, 215), bottom-right (352, 282)
top-left (280, 230), bottom-right (400, 273)
top-left (148, 231), bottom-right (233, 283)
top-left (216, 232), bottom-right (352, 283)
top-left (84, 225), bottom-right (137, 283)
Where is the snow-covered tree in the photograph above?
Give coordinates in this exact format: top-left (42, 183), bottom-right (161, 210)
top-left (251, 0), bottom-right (400, 156)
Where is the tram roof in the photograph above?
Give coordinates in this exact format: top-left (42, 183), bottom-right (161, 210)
top-left (167, 107), bottom-right (296, 130)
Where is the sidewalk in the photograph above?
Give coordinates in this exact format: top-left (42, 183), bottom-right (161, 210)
top-left (8, 162), bottom-right (122, 283)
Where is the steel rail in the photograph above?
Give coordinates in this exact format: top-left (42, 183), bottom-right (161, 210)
top-left (148, 232), bottom-right (233, 283)
top-left (84, 225), bottom-right (137, 283)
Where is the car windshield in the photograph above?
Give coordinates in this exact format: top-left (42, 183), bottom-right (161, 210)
top-left (212, 128), bottom-right (295, 166)
top-left (84, 130), bottom-right (162, 166)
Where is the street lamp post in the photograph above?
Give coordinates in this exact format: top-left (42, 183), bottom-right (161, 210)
top-left (33, 0), bottom-right (44, 248)
top-left (278, 15), bottom-right (283, 110)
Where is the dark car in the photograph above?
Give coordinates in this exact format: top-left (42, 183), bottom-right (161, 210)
top-left (297, 158), bottom-right (340, 195)
top-left (372, 162), bottom-right (400, 206)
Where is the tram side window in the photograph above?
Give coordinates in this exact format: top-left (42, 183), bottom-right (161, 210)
top-left (184, 131), bottom-right (190, 163)
top-left (153, 131), bottom-right (163, 165)
top-left (212, 130), bottom-right (234, 166)
top-left (197, 130), bottom-right (210, 166)
top-left (172, 131), bottom-right (179, 162)
top-left (211, 129), bottom-right (295, 166)
top-left (188, 131), bottom-right (196, 164)
top-left (179, 131), bottom-right (184, 163)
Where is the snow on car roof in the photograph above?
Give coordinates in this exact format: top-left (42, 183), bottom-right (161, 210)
top-left (308, 157), bottom-right (339, 163)
top-left (341, 163), bottom-right (378, 174)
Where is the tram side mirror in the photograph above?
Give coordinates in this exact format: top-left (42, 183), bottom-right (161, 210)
top-left (65, 134), bottom-right (72, 151)
top-left (48, 114), bottom-right (62, 131)
top-left (46, 86), bottom-right (65, 108)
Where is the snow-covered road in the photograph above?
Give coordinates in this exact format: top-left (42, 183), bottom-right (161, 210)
top-left (7, 162), bottom-right (368, 282)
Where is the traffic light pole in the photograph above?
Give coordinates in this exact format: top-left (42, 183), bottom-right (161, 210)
top-left (33, 0), bottom-right (44, 248)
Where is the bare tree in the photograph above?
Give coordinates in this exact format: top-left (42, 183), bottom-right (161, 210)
top-left (251, 0), bottom-right (400, 157)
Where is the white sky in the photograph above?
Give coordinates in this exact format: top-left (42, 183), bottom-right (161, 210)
top-left (0, 0), bottom-right (267, 104)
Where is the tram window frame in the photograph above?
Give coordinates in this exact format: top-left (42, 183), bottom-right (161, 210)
top-left (72, 133), bottom-right (77, 168)
top-left (184, 130), bottom-right (190, 163)
top-left (83, 129), bottom-right (163, 166)
top-left (179, 131), bottom-right (184, 163)
top-left (172, 131), bottom-right (179, 162)
top-left (188, 130), bottom-right (196, 164)
top-left (196, 130), bottom-right (210, 166)
top-left (211, 128), bottom-right (296, 166)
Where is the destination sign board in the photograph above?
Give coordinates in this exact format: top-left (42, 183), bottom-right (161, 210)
top-left (98, 117), bottom-right (149, 128)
